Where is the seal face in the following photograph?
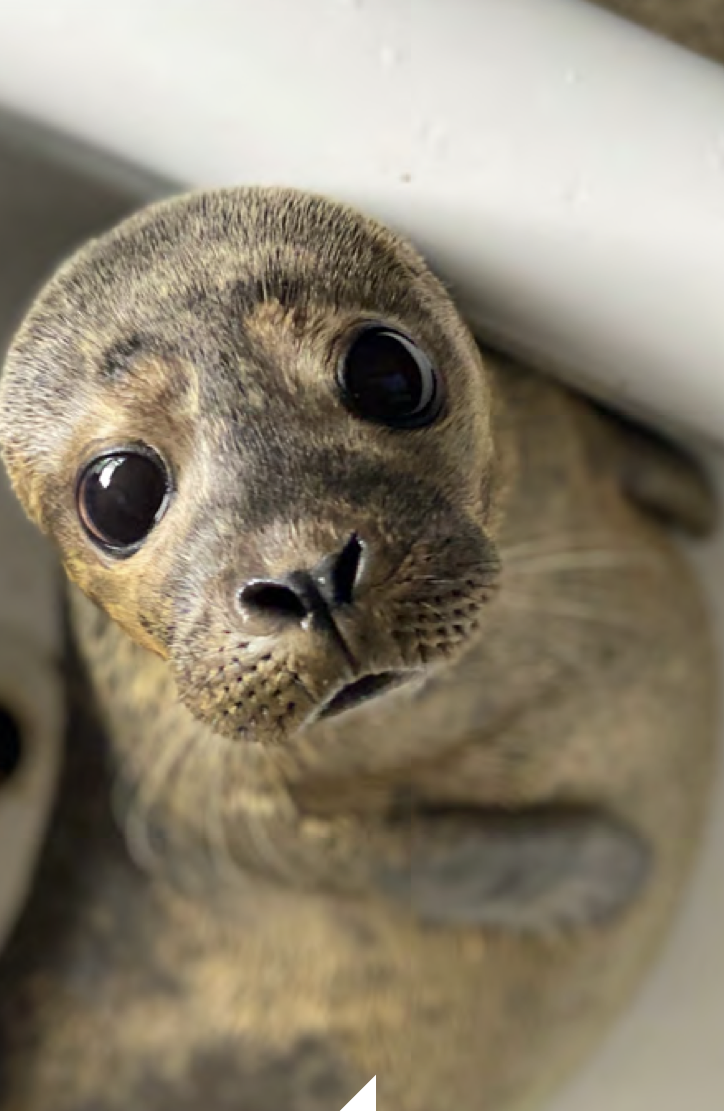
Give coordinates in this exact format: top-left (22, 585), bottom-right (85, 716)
top-left (0, 187), bottom-right (501, 746)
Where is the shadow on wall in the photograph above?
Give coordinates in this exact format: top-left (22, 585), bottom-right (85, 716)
top-left (0, 107), bottom-right (171, 353)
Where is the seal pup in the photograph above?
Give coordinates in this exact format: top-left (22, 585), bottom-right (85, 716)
top-left (0, 186), bottom-right (717, 1111)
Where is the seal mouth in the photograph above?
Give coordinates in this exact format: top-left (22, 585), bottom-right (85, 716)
top-left (318, 670), bottom-right (412, 721)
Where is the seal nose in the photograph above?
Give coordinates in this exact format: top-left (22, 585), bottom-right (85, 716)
top-left (237, 534), bottom-right (365, 627)
top-left (309, 533), bottom-right (365, 609)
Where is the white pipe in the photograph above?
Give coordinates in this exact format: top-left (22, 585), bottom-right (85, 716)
top-left (0, 466), bottom-right (64, 951)
top-left (0, 0), bottom-right (723, 442)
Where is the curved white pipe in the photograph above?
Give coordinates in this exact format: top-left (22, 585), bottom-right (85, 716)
top-left (0, 0), bottom-right (723, 441)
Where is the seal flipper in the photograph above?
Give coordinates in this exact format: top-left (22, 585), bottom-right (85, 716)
top-left (378, 808), bottom-right (652, 933)
top-left (596, 408), bottom-right (717, 537)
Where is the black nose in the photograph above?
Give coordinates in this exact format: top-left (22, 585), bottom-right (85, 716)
top-left (238, 534), bottom-right (365, 626)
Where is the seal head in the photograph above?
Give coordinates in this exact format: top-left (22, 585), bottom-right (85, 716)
top-left (0, 187), bottom-right (501, 745)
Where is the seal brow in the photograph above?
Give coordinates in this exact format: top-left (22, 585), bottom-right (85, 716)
top-left (100, 333), bottom-right (150, 380)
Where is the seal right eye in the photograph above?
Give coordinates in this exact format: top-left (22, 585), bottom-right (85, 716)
top-left (77, 448), bottom-right (170, 554)
top-left (337, 325), bottom-right (443, 429)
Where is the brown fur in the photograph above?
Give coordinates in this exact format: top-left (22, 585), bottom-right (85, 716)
top-left (0, 10), bottom-right (721, 1101)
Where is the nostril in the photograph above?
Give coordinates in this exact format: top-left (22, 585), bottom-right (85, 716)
top-left (238, 581), bottom-right (309, 623)
top-left (236, 535), bottom-right (366, 630)
top-left (325, 534), bottom-right (365, 607)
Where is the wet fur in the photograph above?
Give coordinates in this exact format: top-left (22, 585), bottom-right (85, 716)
top-left (0, 97), bottom-right (719, 1111)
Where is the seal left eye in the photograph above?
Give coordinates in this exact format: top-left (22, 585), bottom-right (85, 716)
top-left (337, 326), bottom-right (442, 429)
top-left (77, 448), bottom-right (170, 553)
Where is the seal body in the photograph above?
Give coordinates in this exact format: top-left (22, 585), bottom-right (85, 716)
top-left (0, 181), bottom-right (717, 1111)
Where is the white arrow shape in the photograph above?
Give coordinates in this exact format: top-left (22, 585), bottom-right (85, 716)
top-left (340, 1075), bottom-right (376, 1111)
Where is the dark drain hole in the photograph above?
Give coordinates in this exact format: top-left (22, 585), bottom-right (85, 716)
top-left (0, 706), bottom-right (23, 783)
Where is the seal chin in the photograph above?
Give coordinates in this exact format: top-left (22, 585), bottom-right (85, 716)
top-left (315, 669), bottom-right (421, 722)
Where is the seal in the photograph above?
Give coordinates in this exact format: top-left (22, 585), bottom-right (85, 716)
top-left (0, 185), bottom-right (717, 1111)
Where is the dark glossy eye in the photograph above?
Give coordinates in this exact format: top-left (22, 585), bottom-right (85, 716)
top-left (337, 326), bottom-right (442, 428)
top-left (77, 447), bottom-right (170, 554)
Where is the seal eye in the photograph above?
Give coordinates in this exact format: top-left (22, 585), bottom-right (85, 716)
top-left (77, 448), bottom-right (170, 554)
top-left (338, 326), bottom-right (442, 428)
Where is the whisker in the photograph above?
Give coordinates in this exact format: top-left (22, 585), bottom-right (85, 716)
top-left (497, 591), bottom-right (639, 631)
top-left (223, 769), bottom-right (301, 886)
top-left (205, 736), bottom-right (242, 886)
top-left (119, 732), bottom-right (198, 876)
top-left (502, 550), bottom-right (659, 575)
top-left (165, 736), bottom-right (228, 897)
top-left (500, 532), bottom-right (636, 561)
